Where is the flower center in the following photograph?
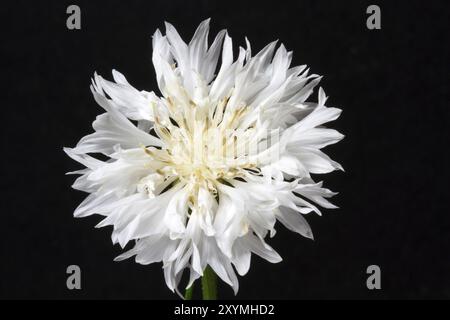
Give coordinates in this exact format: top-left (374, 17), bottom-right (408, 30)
top-left (145, 94), bottom-right (256, 194)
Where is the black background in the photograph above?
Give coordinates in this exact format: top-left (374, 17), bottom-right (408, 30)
top-left (2, 0), bottom-right (449, 299)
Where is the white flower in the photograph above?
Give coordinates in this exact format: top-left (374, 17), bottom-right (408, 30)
top-left (64, 19), bottom-right (343, 295)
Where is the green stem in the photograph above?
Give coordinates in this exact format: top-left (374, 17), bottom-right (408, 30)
top-left (184, 282), bottom-right (194, 300)
top-left (201, 266), bottom-right (217, 300)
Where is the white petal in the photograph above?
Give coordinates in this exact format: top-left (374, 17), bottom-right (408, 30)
top-left (231, 240), bottom-right (251, 276)
top-left (277, 207), bottom-right (314, 239)
top-left (293, 128), bottom-right (344, 149)
top-left (74, 191), bottom-right (117, 217)
top-left (92, 71), bottom-right (155, 121)
top-left (291, 147), bottom-right (343, 174)
top-left (72, 91), bottom-right (162, 155)
top-left (246, 233), bottom-right (282, 263)
top-left (164, 186), bottom-right (189, 235)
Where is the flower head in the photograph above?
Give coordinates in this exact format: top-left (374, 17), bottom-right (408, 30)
top-left (65, 19), bottom-right (343, 295)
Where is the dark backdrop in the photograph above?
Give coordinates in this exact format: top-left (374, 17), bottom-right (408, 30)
top-left (2, 0), bottom-right (449, 299)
